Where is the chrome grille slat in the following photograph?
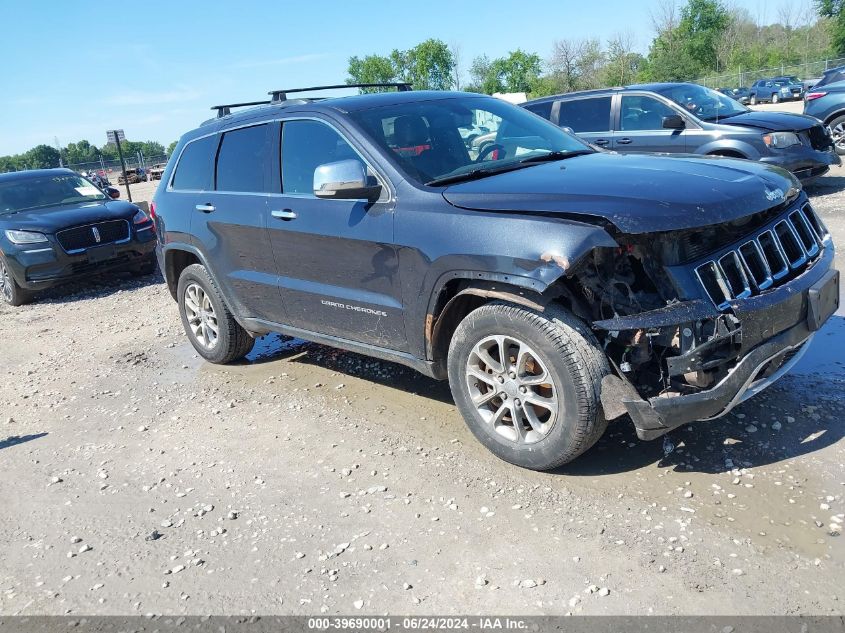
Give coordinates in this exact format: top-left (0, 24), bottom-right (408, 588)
top-left (696, 203), bottom-right (825, 309)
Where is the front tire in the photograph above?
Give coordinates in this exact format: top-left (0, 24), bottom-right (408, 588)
top-left (177, 263), bottom-right (254, 364)
top-left (447, 302), bottom-right (611, 470)
top-left (772, 93), bottom-right (780, 104)
top-left (829, 115), bottom-right (845, 156)
top-left (749, 94), bottom-right (757, 105)
top-left (0, 257), bottom-right (32, 307)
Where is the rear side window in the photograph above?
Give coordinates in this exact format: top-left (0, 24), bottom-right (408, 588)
top-left (171, 135), bottom-right (217, 191)
top-left (216, 124), bottom-right (271, 192)
top-left (524, 101), bottom-right (553, 121)
top-left (557, 97), bottom-right (612, 133)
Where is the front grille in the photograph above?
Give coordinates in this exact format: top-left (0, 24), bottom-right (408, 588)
top-left (807, 124), bottom-right (833, 151)
top-left (695, 203), bottom-right (829, 309)
top-left (56, 220), bottom-right (130, 252)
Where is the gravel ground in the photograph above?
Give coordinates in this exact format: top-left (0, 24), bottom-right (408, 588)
top-left (0, 154), bottom-right (843, 616)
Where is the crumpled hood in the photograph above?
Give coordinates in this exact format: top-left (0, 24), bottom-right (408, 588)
top-left (716, 110), bottom-right (820, 132)
top-left (442, 153), bottom-right (800, 234)
top-left (1, 200), bottom-right (138, 233)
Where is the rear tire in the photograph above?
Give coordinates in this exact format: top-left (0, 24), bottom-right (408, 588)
top-left (0, 256), bottom-right (33, 307)
top-left (177, 263), bottom-right (254, 364)
top-left (447, 301), bottom-right (611, 470)
top-left (772, 94), bottom-right (780, 104)
top-left (749, 95), bottom-right (757, 105)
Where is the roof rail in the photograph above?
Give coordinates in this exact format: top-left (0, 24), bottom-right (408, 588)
top-left (210, 100), bottom-right (272, 118)
top-left (268, 83), bottom-right (412, 103)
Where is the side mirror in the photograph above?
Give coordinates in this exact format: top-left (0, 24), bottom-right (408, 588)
top-left (105, 187), bottom-right (120, 199)
top-left (662, 115), bottom-right (686, 130)
top-left (313, 159), bottom-right (381, 202)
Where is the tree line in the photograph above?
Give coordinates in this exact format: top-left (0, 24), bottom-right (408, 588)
top-left (0, 139), bottom-right (169, 173)
top-left (347, 0), bottom-right (841, 96)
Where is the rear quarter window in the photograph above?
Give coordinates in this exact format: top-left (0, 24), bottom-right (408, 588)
top-left (171, 135), bottom-right (218, 191)
top-left (557, 97), bottom-right (612, 133)
top-left (524, 101), bottom-right (553, 121)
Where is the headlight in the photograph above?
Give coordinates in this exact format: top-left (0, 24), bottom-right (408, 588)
top-left (132, 209), bottom-right (150, 224)
top-left (4, 229), bottom-right (49, 244)
top-left (762, 132), bottom-right (801, 149)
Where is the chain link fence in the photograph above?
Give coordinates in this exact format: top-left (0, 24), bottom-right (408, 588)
top-left (697, 57), bottom-right (845, 89)
top-left (65, 153), bottom-right (169, 178)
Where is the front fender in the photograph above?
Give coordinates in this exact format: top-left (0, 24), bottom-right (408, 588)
top-left (694, 139), bottom-right (762, 160)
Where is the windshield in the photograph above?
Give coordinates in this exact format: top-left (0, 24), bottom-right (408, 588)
top-left (0, 174), bottom-right (106, 215)
top-left (349, 96), bottom-right (593, 185)
top-left (654, 84), bottom-right (749, 122)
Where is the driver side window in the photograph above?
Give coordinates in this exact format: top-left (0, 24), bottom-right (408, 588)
top-left (620, 96), bottom-right (678, 131)
top-left (281, 120), bottom-right (363, 195)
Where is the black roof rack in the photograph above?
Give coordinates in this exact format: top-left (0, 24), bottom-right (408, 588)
top-left (210, 100), bottom-right (271, 118)
top-left (268, 82), bottom-right (412, 103)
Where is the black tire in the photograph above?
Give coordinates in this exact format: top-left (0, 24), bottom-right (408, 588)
top-left (829, 115), bottom-right (845, 156)
top-left (749, 94), bottom-right (757, 105)
top-left (0, 256), bottom-right (33, 307)
top-left (447, 301), bottom-right (611, 470)
top-left (772, 93), bottom-right (780, 104)
top-left (177, 263), bottom-right (254, 364)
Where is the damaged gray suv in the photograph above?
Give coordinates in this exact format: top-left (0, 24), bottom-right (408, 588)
top-left (153, 85), bottom-right (839, 470)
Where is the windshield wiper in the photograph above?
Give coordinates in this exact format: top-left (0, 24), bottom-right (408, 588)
top-left (426, 163), bottom-right (533, 187)
top-left (518, 149), bottom-right (593, 164)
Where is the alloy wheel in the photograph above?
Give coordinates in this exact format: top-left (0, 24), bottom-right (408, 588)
top-left (183, 283), bottom-right (219, 349)
top-left (465, 335), bottom-right (557, 444)
top-left (832, 123), bottom-right (845, 151)
top-left (0, 259), bottom-right (12, 303)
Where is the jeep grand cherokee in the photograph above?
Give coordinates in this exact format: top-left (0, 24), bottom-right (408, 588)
top-left (153, 85), bottom-right (839, 470)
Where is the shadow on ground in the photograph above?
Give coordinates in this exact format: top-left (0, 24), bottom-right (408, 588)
top-left (28, 270), bottom-right (163, 306)
top-left (0, 433), bottom-right (48, 451)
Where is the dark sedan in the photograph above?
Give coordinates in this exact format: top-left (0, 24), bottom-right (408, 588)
top-left (0, 168), bottom-right (157, 306)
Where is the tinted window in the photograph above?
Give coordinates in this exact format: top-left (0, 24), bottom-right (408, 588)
top-left (171, 135), bottom-right (217, 191)
top-left (620, 95), bottom-right (678, 131)
top-left (216, 124), bottom-right (271, 192)
top-left (524, 101), bottom-right (553, 121)
top-left (281, 120), bottom-right (361, 195)
top-left (557, 97), bottom-right (611, 133)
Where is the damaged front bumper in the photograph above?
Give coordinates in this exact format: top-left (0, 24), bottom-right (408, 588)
top-left (595, 245), bottom-right (839, 440)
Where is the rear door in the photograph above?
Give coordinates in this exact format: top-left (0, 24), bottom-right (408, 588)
top-left (555, 96), bottom-right (613, 148)
top-left (613, 93), bottom-right (687, 153)
top-left (189, 122), bottom-right (287, 324)
top-left (266, 117), bottom-right (404, 349)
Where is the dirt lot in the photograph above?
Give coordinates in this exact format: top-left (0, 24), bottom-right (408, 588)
top-left (1, 148), bottom-right (843, 616)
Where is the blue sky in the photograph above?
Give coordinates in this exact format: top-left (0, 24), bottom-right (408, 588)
top-left (0, 0), bottom-right (791, 154)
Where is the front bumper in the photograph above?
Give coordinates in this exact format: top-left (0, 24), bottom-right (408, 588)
top-left (3, 226), bottom-right (156, 291)
top-left (761, 145), bottom-right (841, 183)
top-left (601, 244), bottom-right (839, 440)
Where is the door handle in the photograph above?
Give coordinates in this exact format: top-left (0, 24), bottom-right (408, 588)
top-left (593, 139), bottom-right (609, 146)
top-left (616, 138), bottom-right (632, 145)
top-left (271, 209), bottom-right (298, 221)
top-left (195, 203), bottom-right (215, 213)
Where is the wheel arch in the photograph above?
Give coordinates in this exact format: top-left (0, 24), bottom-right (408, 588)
top-left (823, 108), bottom-right (845, 125)
top-left (162, 244), bottom-right (204, 300)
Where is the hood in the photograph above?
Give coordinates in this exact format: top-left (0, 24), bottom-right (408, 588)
top-left (442, 153), bottom-right (799, 234)
top-left (716, 110), bottom-right (819, 131)
top-left (0, 200), bottom-right (138, 233)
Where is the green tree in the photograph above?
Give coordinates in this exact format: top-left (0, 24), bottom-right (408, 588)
top-left (490, 50), bottom-right (542, 93)
top-left (167, 141), bottom-right (178, 156)
top-left (346, 39), bottom-right (454, 91)
top-left (24, 145), bottom-right (61, 169)
top-left (347, 53), bottom-right (397, 90)
top-left (817, 0), bottom-right (845, 55)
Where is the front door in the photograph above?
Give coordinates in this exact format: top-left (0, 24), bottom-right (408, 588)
top-left (614, 94), bottom-right (687, 153)
top-left (267, 118), bottom-right (405, 350)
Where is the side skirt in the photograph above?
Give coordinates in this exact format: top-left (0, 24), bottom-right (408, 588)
top-left (241, 317), bottom-right (443, 379)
